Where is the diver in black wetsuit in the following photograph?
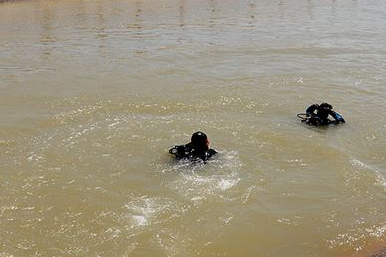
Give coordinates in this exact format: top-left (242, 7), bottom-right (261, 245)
top-left (169, 131), bottom-right (217, 162)
top-left (304, 103), bottom-right (346, 126)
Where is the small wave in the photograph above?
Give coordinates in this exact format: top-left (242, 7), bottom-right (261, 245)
top-left (350, 157), bottom-right (386, 190)
top-left (51, 104), bottom-right (105, 125)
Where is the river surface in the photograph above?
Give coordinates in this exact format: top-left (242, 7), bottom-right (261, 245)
top-left (1, 0), bottom-right (386, 256)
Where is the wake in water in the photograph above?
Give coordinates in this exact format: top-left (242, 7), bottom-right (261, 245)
top-left (119, 150), bottom-right (256, 256)
top-left (155, 150), bottom-right (258, 206)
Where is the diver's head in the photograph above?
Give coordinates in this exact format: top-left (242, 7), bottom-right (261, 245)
top-left (191, 131), bottom-right (209, 150)
top-left (320, 103), bottom-right (332, 111)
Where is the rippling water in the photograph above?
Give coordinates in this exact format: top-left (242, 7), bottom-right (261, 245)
top-left (1, 0), bottom-right (386, 256)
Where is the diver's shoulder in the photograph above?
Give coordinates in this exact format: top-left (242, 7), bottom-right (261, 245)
top-left (169, 144), bottom-right (187, 155)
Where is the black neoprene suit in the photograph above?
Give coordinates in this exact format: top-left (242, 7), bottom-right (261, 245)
top-left (169, 143), bottom-right (217, 161)
top-left (306, 104), bottom-right (340, 126)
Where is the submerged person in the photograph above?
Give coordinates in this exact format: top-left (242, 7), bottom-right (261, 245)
top-left (169, 131), bottom-right (217, 161)
top-left (303, 102), bottom-right (346, 126)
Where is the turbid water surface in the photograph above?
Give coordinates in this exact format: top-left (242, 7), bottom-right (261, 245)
top-left (1, 0), bottom-right (386, 256)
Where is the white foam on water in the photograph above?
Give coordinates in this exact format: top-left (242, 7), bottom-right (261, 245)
top-left (218, 177), bottom-right (240, 190)
top-left (121, 196), bottom-right (192, 257)
top-left (160, 150), bottom-right (244, 205)
top-left (124, 196), bottom-right (188, 229)
top-left (131, 215), bottom-right (148, 227)
top-left (26, 152), bottom-right (45, 163)
top-left (350, 158), bottom-right (369, 169)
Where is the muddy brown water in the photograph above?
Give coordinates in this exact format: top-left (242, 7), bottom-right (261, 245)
top-left (1, 0), bottom-right (386, 256)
